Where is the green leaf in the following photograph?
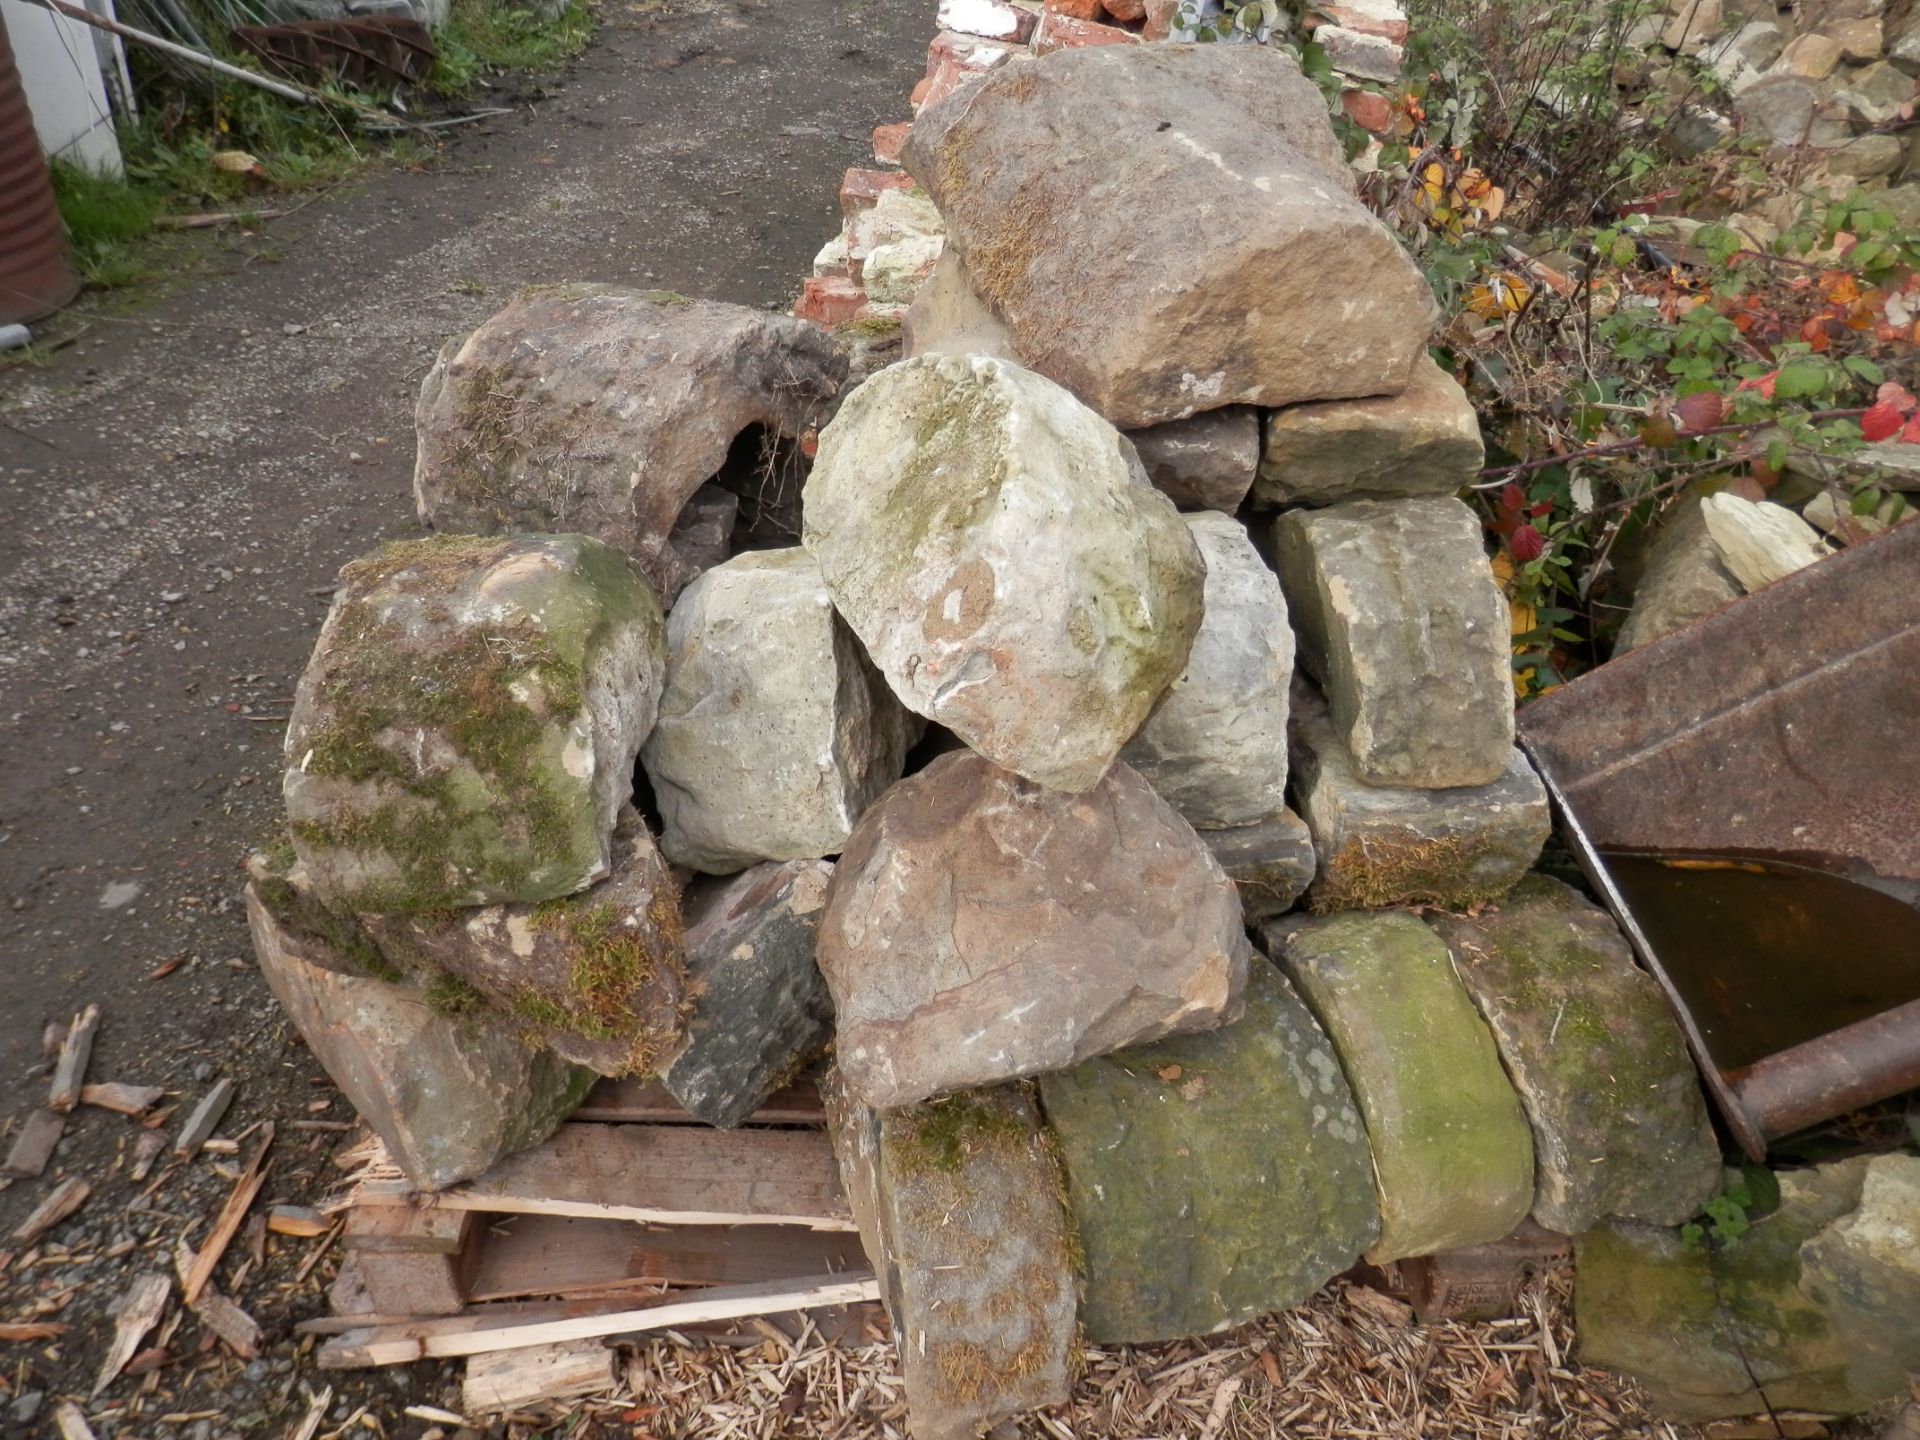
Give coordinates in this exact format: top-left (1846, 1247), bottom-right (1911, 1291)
top-left (1766, 439), bottom-right (1789, 473)
top-left (1773, 359), bottom-right (1830, 401)
top-left (1843, 355), bottom-right (1885, 385)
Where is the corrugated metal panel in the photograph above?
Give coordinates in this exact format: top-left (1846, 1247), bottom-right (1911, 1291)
top-left (0, 17), bottom-right (82, 325)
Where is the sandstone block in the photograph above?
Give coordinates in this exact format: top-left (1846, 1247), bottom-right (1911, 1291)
top-left (1033, 8), bottom-right (1141, 47)
top-left (901, 247), bottom-right (1017, 363)
top-left (413, 287), bottom-right (843, 603)
top-left (248, 884), bottom-right (590, 1192)
top-left (1317, 23), bottom-right (1403, 79)
top-left (1265, 912), bottom-right (1534, 1262)
top-left (803, 354), bottom-right (1204, 792)
top-left (1290, 682), bottom-right (1548, 912)
top-left (664, 861), bottom-right (836, 1128)
top-left (1271, 496), bottom-right (1513, 788)
top-left (1255, 354), bottom-right (1484, 507)
top-left (1124, 407), bottom-right (1260, 513)
top-left (1038, 961), bottom-right (1379, 1343)
top-left (1200, 808), bottom-right (1317, 922)
top-left (1427, 876), bottom-right (1724, 1234)
top-left (363, 808), bottom-right (687, 1077)
top-left (284, 534), bottom-right (665, 913)
top-left (642, 548), bottom-right (919, 874)
top-left (824, 1075), bottom-right (1077, 1440)
top-left (902, 44), bottom-right (1436, 427)
top-left (818, 751), bottom-right (1247, 1109)
top-left (1120, 514), bottom-right (1292, 829)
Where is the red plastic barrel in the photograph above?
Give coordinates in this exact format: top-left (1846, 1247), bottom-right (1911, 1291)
top-left (0, 16), bottom-right (82, 324)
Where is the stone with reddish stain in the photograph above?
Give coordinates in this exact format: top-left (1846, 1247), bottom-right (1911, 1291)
top-left (1033, 9), bottom-right (1141, 48)
top-left (1102, 0), bottom-right (1146, 19)
top-left (1043, 0), bottom-right (1103, 19)
top-left (1341, 87), bottom-right (1395, 133)
top-left (1270, 496), bottom-right (1513, 788)
top-left (936, 0), bottom-right (1037, 41)
top-left (1317, 24), bottom-right (1403, 80)
top-left (840, 167), bottom-right (915, 219)
top-left (872, 122), bottom-right (911, 165)
top-left (802, 354), bottom-right (1205, 792)
top-left (1255, 352), bottom-right (1484, 507)
top-left (1124, 407), bottom-right (1260, 513)
top-left (1143, 0), bottom-right (1177, 37)
top-left (796, 275), bottom-right (869, 329)
top-left (817, 751), bottom-right (1248, 1108)
top-left (919, 29), bottom-right (1021, 110)
top-left (1316, 0), bottom-right (1406, 41)
top-left (904, 44), bottom-right (1435, 427)
top-left (412, 288), bottom-right (844, 605)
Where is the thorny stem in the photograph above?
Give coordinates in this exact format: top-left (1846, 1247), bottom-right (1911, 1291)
top-left (1473, 407), bottom-right (1871, 481)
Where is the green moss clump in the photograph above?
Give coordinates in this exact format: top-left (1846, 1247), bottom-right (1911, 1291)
top-left (891, 1091), bottom-right (1035, 1179)
top-left (521, 886), bottom-right (687, 1073)
top-left (250, 843), bottom-right (407, 984)
top-left (424, 971), bottom-right (486, 1017)
top-left (1314, 831), bottom-right (1510, 912)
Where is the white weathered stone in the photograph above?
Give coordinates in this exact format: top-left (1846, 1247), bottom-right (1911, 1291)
top-left (1662, 0), bottom-right (1721, 52)
top-left (1271, 497), bottom-right (1513, 789)
top-left (803, 354), bottom-right (1205, 793)
top-left (935, 0), bottom-right (1035, 42)
top-left (1317, 23), bottom-right (1404, 79)
top-left (862, 233), bottom-right (945, 306)
top-left (1699, 493), bottom-right (1830, 592)
top-left (1121, 514), bottom-right (1292, 830)
top-left (847, 188), bottom-right (944, 279)
top-left (1615, 498), bottom-right (1742, 653)
top-left (642, 548), bottom-right (920, 874)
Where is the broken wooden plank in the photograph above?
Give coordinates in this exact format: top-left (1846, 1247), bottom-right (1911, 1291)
top-left (0, 1321), bottom-right (71, 1341)
top-left (343, 1204), bottom-right (472, 1255)
top-left (92, 1272), bottom-right (170, 1397)
top-left (11, 1177), bottom-right (89, 1243)
top-left (351, 1217), bottom-right (481, 1317)
top-left (301, 1294), bottom-right (644, 1336)
top-left (287, 1384), bottom-right (332, 1440)
top-left (79, 1083), bottom-right (165, 1116)
top-left (130, 1131), bottom-right (166, 1183)
top-left (351, 1124), bottom-right (852, 1230)
top-left (468, 1216), bottom-right (869, 1303)
top-left (268, 1205), bottom-right (330, 1239)
top-left (4, 1110), bottom-right (66, 1179)
top-left (318, 1272), bottom-right (880, 1368)
top-left (48, 1005), bottom-right (101, 1113)
top-left (463, 1339), bottom-right (615, 1414)
top-left (574, 1076), bottom-right (825, 1126)
top-left (182, 1123), bottom-right (272, 1304)
top-left (192, 1288), bottom-right (261, 1358)
top-left (173, 1078), bottom-right (236, 1159)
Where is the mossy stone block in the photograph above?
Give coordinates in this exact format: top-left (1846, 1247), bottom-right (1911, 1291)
top-left (823, 1072), bottom-right (1078, 1440)
top-left (1265, 911), bottom-right (1534, 1263)
top-left (1428, 875), bottom-right (1721, 1234)
top-left (1038, 961), bottom-right (1378, 1344)
top-left (284, 533), bottom-right (666, 913)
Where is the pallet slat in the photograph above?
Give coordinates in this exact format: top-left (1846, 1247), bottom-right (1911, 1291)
top-left (573, 1078), bottom-right (825, 1126)
top-left (351, 1123), bottom-right (853, 1230)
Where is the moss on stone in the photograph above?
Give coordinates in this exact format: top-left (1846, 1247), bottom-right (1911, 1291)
top-left (249, 844), bottom-right (407, 984)
top-left (1314, 831), bottom-right (1516, 912)
top-left (890, 1090), bottom-right (1036, 1179)
top-left (424, 971), bottom-right (486, 1018)
top-left (524, 886), bottom-right (687, 1073)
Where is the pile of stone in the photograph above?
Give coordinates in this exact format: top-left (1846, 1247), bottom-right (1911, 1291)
top-left (797, 0), bottom-right (1409, 331)
top-left (245, 36), bottom-right (1919, 1440)
top-left (1624, 0), bottom-right (1919, 201)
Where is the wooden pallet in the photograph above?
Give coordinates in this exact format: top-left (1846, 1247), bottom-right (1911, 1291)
top-left (314, 1075), bottom-right (881, 1383)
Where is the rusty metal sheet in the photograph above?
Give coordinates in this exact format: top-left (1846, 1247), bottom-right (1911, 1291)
top-left (1521, 521), bottom-right (1920, 882)
top-left (1518, 521), bottom-right (1920, 1158)
top-left (234, 17), bottom-right (436, 88)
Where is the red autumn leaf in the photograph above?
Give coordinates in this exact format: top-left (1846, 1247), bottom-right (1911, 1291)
top-left (1640, 414), bottom-right (1678, 449)
top-left (1738, 371), bottom-right (1778, 400)
top-left (1877, 381), bottom-right (1918, 412)
top-left (1509, 523), bottom-right (1546, 563)
top-left (1903, 412), bottom-right (1920, 444)
top-left (1675, 391), bottom-right (1726, 433)
top-left (1862, 402), bottom-right (1906, 443)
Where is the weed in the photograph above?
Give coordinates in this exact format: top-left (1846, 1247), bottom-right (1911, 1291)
top-left (426, 0), bottom-right (596, 95)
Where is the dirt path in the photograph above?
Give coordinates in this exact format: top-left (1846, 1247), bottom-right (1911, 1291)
top-left (0, 0), bottom-right (921, 1418)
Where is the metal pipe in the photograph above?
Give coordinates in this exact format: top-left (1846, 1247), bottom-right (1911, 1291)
top-left (1731, 997), bottom-right (1920, 1143)
top-left (22, 0), bottom-right (315, 103)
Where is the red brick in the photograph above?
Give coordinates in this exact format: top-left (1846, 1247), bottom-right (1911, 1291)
top-left (872, 122), bottom-right (912, 166)
top-left (796, 276), bottom-right (869, 329)
top-left (910, 74), bottom-right (933, 106)
top-left (839, 167), bottom-right (915, 220)
top-left (1102, 0), bottom-right (1147, 21)
top-left (1044, 0), bottom-right (1105, 19)
top-left (1341, 87), bottom-right (1395, 133)
top-left (1033, 8), bottom-right (1142, 49)
top-left (1142, 0), bottom-right (1178, 37)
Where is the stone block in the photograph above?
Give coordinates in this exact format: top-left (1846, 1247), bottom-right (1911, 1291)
top-left (840, 167), bottom-right (915, 218)
top-left (1038, 961), bottom-right (1379, 1343)
top-left (936, 0), bottom-right (1037, 41)
top-left (1317, 24), bottom-right (1403, 79)
top-left (901, 246), bottom-right (1017, 363)
top-left (1289, 681), bottom-right (1548, 912)
top-left (824, 1075), bottom-right (1078, 1440)
top-left (796, 275), bottom-right (870, 329)
top-left (1428, 876), bottom-right (1722, 1233)
top-left (1270, 496), bottom-right (1513, 788)
top-left (283, 534), bottom-right (666, 913)
top-left (1033, 8), bottom-right (1142, 47)
top-left (1199, 808), bottom-right (1317, 922)
top-left (664, 860), bottom-right (836, 1128)
top-left (1255, 353), bottom-right (1484, 507)
top-left (1264, 912), bottom-right (1534, 1263)
top-left (872, 122), bottom-right (911, 165)
top-left (818, 752), bottom-right (1247, 1109)
top-left (1123, 407), bottom-right (1260, 513)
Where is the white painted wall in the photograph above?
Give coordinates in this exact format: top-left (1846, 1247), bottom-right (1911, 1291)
top-left (2, 0), bottom-right (124, 176)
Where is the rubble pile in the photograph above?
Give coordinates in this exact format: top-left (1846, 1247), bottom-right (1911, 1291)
top-left (242, 28), bottom-right (1920, 1440)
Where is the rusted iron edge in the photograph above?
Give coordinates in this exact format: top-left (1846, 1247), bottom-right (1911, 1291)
top-left (1728, 996), bottom-right (1920, 1143)
top-left (1517, 734), bottom-right (1769, 1161)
